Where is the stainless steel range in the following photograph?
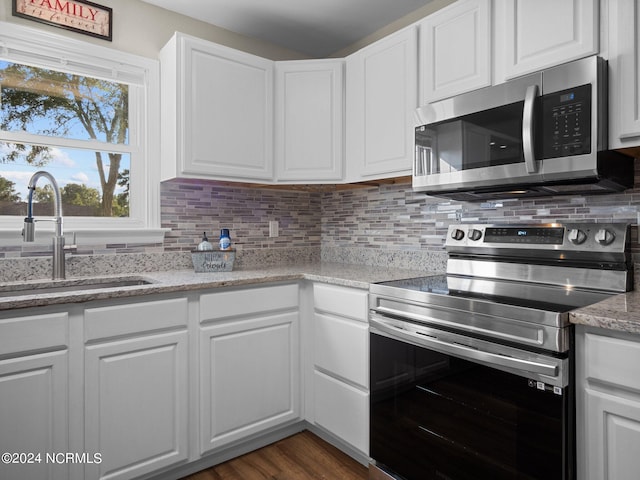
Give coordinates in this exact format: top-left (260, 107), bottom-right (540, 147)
top-left (369, 223), bottom-right (633, 480)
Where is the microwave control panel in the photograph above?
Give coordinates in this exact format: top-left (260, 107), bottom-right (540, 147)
top-left (538, 83), bottom-right (592, 159)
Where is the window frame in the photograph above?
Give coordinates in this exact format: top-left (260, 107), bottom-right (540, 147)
top-left (0, 21), bottom-right (164, 246)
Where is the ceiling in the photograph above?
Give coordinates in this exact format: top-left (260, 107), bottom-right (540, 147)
top-left (141, 0), bottom-right (434, 57)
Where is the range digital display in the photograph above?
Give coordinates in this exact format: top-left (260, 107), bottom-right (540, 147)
top-left (484, 227), bottom-right (564, 244)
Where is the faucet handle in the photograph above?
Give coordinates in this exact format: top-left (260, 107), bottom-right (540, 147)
top-left (22, 217), bottom-right (35, 242)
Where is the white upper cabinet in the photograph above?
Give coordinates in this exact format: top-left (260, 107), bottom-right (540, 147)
top-left (419, 0), bottom-right (492, 103)
top-left (160, 33), bottom-right (274, 181)
top-left (346, 26), bottom-right (418, 180)
top-left (494, 0), bottom-right (599, 81)
top-left (275, 60), bottom-right (344, 182)
top-left (608, 0), bottom-right (640, 148)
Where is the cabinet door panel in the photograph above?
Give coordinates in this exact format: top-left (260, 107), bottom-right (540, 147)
top-left (0, 351), bottom-right (68, 480)
top-left (84, 297), bottom-right (188, 342)
top-left (200, 283), bottom-right (298, 323)
top-left (161, 34), bottom-right (274, 181)
top-left (275, 60), bottom-right (343, 181)
top-left (313, 283), bottom-right (368, 322)
top-left (496, 0), bottom-right (598, 80)
top-left (314, 313), bottom-right (368, 388)
top-left (584, 332), bottom-right (640, 392)
top-left (314, 370), bottom-right (368, 455)
top-left (84, 331), bottom-right (188, 480)
top-left (346, 26), bottom-right (417, 179)
top-left (608, 0), bottom-right (640, 147)
top-left (584, 389), bottom-right (640, 480)
top-left (200, 312), bottom-right (299, 453)
top-left (420, 0), bottom-right (491, 103)
top-left (187, 45), bottom-right (273, 179)
top-left (0, 312), bottom-right (68, 356)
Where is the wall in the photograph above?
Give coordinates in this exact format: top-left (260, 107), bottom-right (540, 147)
top-left (160, 179), bottom-right (321, 267)
top-left (320, 160), bottom-right (640, 269)
top-left (331, 0), bottom-right (456, 58)
top-left (0, 0), bottom-right (307, 60)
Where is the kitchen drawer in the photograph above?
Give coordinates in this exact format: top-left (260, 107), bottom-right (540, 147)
top-left (314, 312), bottom-right (368, 388)
top-left (314, 370), bottom-right (369, 454)
top-left (313, 283), bottom-right (368, 322)
top-left (200, 283), bottom-right (298, 323)
top-left (85, 297), bottom-right (188, 342)
top-left (584, 332), bottom-right (640, 393)
top-left (0, 312), bottom-right (68, 356)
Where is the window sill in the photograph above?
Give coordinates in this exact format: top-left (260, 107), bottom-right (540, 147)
top-left (0, 228), bottom-right (169, 247)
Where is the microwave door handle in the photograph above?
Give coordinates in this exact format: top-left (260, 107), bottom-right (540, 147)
top-left (523, 84), bottom-right (538, 173)
top-left (414, 145), bottom-right (432, 176)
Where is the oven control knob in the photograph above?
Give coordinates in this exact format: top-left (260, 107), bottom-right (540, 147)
top-left (567, 228), bottom-right (587, 245)
top-left (469, 229), bottom-right (482, 241)
top-left (451, 228), bottom-right (465, 241)
top-left (595, 228), bottom-right (615, 245)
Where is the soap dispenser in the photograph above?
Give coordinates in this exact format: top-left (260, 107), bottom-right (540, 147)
top-left (197, 232), bottom-right (213, 251)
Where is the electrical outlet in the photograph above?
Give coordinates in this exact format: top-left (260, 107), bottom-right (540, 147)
top-left (269, 220), bottom-right (279, 238)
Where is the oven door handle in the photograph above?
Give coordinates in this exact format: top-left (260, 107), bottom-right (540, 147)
top-left (370, 315), bottom-right (559, 378)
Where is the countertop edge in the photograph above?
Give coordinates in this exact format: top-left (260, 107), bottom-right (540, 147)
top-left (3, 264), bottom-right (639, 335)
top-left (0, 263), bottom-right (425, 312)
top-left (569, 290), bottom-right (640, 336)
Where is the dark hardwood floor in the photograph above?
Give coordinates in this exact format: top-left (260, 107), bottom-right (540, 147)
top-left (181, 431), bottom-right (368, 480)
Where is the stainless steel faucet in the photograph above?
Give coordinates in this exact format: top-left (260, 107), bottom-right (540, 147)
top-left (22, 171), bottom-right (76, 279)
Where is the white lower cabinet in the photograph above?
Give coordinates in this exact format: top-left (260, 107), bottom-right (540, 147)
top-left (199, 284), bottom-right (300, 454)
top-left (83, 298), bottom-right (189, 480)
top-left (0, 311), bottom-right (70, 480)
top-left (0, 279), bottom-right (374, 479)
top-left (310, 283), bottom-right (369, 455)
top-left (577, 326), bottom-right (640, 480)
top-left (314, 370), bottom-right (368, 453)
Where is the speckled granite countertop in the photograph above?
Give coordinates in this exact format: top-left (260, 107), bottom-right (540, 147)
top-left (0, 263), bottom-right (431, 311)
top-left (570, 290), bottom-right (640, 335)
top-left (4, 262), bottom-right (637, 335)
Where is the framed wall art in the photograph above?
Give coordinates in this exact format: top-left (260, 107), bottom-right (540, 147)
top-left (12, 0), bottom-right (113, 41)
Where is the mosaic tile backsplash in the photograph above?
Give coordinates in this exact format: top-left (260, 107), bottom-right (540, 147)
top-left (3, 159), bottom-right (640, 270)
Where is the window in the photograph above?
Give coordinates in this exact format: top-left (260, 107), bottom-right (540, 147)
top-left (0, 22), bottom-right (162, 244)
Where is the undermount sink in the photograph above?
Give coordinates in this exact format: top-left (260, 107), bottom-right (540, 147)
top-left (0, 277), bottom-right (154, 298)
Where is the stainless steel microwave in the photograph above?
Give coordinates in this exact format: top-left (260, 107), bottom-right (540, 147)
top-left (413, 56), bottom-right (634, 201)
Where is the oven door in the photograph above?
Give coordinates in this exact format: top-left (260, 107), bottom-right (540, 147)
top-left (369, 314), bottom-right (574, 480)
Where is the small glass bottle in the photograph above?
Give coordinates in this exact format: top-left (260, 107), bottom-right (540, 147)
top-left (219, 228), bottom-right (231, 250)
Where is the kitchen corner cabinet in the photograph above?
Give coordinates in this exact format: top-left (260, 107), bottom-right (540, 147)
top-left (310, 283), bottom-right (369, 454)
top-left (160, 32), bottom-right (274, 182)
top-left (576, 326), bottom-right (640, 480)
top-left (345, 26), bottom-right (417, 181)
top-left (418, 0), bottom-right (492, 104)
top-left (494, 0), bottom-right (598, 81)
top-left (608, 0), bottom-right (640, 148)
top-left (83, 298), bottom-right (189, 480)
top-left (198, 284), bottom-right (300, 454)
top-left (275, 60), bottom-right (344, 182)
top-left (0, 311), bottom-right (70, 480)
